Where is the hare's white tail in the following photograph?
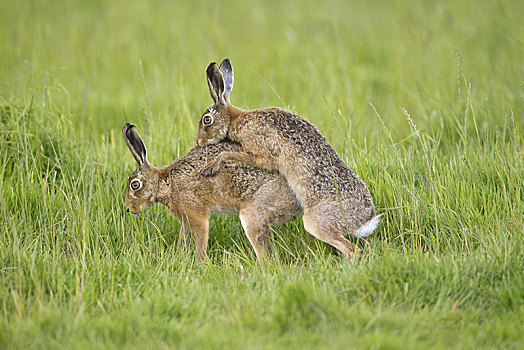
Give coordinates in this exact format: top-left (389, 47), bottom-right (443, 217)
top-left (354, 213), bottom-right (383, 238)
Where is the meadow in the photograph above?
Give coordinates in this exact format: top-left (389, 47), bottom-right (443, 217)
top-left (1, 0), bottom-right (523, 348)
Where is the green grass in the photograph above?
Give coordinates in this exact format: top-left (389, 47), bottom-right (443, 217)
top-left (1, 0), bottom-right (523, 348)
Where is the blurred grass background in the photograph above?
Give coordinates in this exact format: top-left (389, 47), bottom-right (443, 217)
top-left (2, 0), bottom-right (522, 147)
top-left (1, 0), bottom-right (523, 348)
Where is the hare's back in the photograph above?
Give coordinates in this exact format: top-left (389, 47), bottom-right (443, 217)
top-left (182, 140), bottom-right (283, 198)
top-left (245, 108), bottom-right (372, 203)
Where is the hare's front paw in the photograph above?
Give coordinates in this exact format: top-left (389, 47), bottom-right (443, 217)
top-left (200, 159), bottom-right (222, 177)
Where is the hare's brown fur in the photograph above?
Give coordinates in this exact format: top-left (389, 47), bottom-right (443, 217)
top-left (123, 123), bottom-right (300, 260)
top-left (197, 59), bottom-right (380, 259)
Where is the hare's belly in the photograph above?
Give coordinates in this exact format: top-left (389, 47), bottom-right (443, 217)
top-left (210, 205), bottom-right (238, 215)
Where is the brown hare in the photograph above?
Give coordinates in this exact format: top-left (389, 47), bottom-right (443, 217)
top-left (123, 123), bottom-right (301, 260)
top-left (197, 59), bottom-right (381, 260)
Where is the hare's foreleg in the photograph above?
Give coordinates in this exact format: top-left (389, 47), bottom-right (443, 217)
top-left (200, 151), bottom-right (276, 176)
top-left (181, 216), bottom-right (209, 259)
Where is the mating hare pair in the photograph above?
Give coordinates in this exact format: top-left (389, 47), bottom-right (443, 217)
top-left (124, 59), bottom-right (381, 260)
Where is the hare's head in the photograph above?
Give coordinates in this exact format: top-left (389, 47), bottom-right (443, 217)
top-left (122, 123), bottom-right (157, 214)
top-left (197, 59), bottom-right (236, 146)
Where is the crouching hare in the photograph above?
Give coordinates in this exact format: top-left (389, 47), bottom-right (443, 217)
top-left (123, 123), bottom-right (301, 260)
top-left (197, 59), bottom-right (382, 260)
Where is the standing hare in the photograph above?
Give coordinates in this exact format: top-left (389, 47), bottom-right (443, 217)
top-left (123, 123), bottom-right (301, 260)
top-left (197, 59), bottom-right (382, 259)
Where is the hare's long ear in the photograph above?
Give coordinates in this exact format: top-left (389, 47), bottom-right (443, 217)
top-left (219, 58), bottom-right (234, 104)
top-left (122, 123), bottom-right (150, 168)
top-left (206, 62), bottom-right (226, 105)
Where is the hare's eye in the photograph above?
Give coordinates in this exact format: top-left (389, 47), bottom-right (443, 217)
top-left (130, 179), bottom-right (142, 191)
top-left (202, 114), bottom-right (214, 126)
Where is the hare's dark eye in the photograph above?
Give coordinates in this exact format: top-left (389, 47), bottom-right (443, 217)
top-left (202, 114), bottom-right (214, 126)
top-left (130, 179), bottom-right (142, 191)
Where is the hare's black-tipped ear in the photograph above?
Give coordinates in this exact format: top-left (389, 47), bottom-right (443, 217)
top-left (122, 123), bottom-right (150, 168)
top-left (219, 58), bottom-right (234, 104)
top-left (206, 62), bottom-right (226, 105)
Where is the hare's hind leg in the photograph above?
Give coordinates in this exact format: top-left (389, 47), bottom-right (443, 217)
top-left (302, 204), bottom-right (357, 259)
top-left (239, 179), bottom-right (301, 260)
top-left (238, 209), bottom-right (270, 260)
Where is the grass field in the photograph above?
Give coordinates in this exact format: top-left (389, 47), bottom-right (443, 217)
top-left (1, 0), bottom-right (523, 348)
